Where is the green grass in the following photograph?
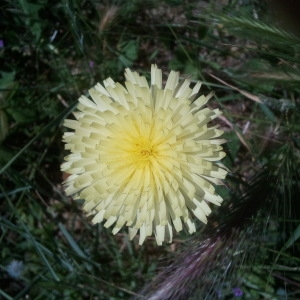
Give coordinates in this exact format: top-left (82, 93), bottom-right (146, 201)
top-left (1, 0), bottom-right (300, 299)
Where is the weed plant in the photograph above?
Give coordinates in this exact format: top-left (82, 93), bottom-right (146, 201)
top-left (0, 0), bottom-right (299, 299)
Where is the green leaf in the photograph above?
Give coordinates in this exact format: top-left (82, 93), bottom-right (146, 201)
top-left (21, 221), bottom-right (60, 282)
top-left (58, 222), bottom-right (87, 259)
top-left (258, 103), bottom-right (277, 122)
top-left (0, 289), bottom-right (14, 300)
top-left (6, 107), bottom-right (36, 124)
top-left (118, 40), bottom-right (139, 67)
top-left (283, 224), bottom-right (300, 249)
top-left (0, 71), bottom-right (16, 89)
top-left (18, 0), bottom-right (42, 41)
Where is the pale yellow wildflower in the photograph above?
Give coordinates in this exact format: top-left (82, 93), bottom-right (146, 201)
top-left (61, 65), bottom-right (227, 245)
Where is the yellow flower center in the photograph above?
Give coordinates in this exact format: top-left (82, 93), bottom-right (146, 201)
top-left (133, 137), bottom-right (158, 164)
top-left (138, 140), bottom-right (154, 155)
top-left (140, 148), bottom-right (154, 156)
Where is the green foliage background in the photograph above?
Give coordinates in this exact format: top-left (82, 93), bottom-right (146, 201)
top-left (1, 0), bottom-right (299, 299)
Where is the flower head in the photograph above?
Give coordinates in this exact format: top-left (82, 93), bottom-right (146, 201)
top-left (61, 65), bottom-right (227, 245)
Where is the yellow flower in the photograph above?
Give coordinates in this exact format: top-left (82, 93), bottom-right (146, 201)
top-left (61, 65), bottom-right (227, 245)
